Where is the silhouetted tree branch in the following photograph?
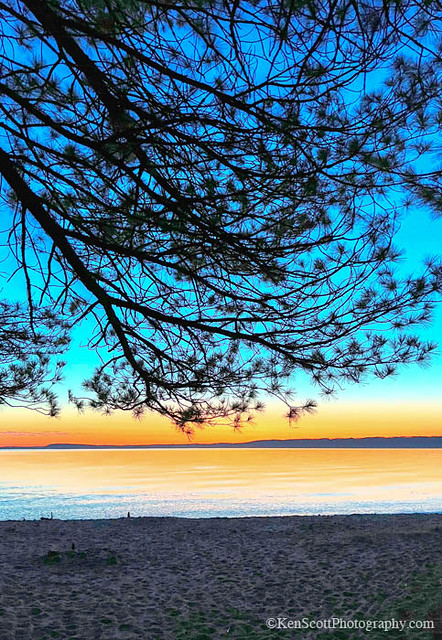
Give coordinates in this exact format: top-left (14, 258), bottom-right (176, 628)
top-left (0, 301), bottom-right (69, 415)
top-left (0, 0), bottom-right (441, 431)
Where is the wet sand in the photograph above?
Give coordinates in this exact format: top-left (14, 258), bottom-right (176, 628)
top-left (0, 514), bottom-right (441, 639)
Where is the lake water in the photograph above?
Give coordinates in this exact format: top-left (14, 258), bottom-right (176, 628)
top-left (0, 448), bottom-right (441, 520)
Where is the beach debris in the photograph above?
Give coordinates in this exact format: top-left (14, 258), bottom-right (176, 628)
top-left (107, 554), bottom-right (118, 566)
top-left (42, 546), bottom-right (119, 567)
top-left (44, 550), bottom-right (61, 565)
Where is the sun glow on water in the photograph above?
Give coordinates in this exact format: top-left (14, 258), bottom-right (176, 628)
top-left (1, 448), bottom-right (440, 520)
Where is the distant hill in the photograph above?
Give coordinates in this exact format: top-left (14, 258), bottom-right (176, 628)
top-left (1, 436), bottom-right (441, 449)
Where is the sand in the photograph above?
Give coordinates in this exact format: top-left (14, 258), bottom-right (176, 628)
top-left (0, 514), bottom-right (441, 639)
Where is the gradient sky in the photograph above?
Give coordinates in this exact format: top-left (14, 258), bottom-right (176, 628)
top-left (1, 8), bottom-right (441, 448)
top-left (0, 204), bottom-right (441, 447)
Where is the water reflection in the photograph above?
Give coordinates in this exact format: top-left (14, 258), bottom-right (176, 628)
top-left (0, 448), bottom-right (441, 519)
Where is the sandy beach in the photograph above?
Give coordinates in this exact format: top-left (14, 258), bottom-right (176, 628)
top-left (0, 514), bottom-right (440, 639)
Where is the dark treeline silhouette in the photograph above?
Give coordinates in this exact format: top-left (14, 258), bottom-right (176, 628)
top-left (2, 437), bottom-right (441, 450)
top-left (0, 0), bottom-right (441, 431)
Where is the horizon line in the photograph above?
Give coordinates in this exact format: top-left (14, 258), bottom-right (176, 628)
top-left (1, 435), bottom-right (441, 450)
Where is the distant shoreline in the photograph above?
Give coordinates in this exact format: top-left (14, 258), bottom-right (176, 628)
top-left (1, 436), bottom-right (441, 449)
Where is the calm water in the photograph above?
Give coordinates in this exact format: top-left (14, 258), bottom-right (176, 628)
top-left (0, 448), bottom-right (441, 520)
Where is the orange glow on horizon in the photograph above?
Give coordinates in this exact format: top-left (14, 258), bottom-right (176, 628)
top-left (0, 399), bottom-right (441, 447)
